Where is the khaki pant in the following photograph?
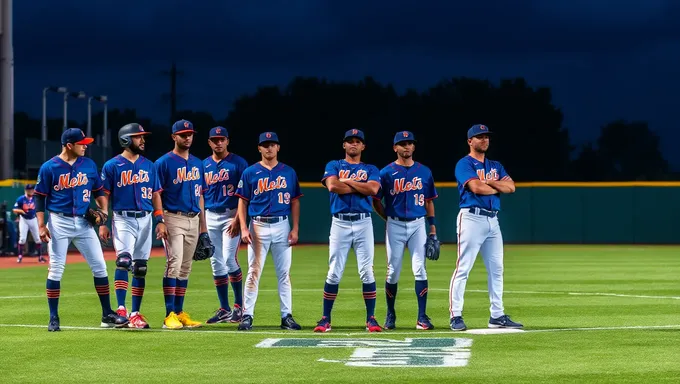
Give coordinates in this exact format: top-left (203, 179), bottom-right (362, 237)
top-left (163, 212), bottom-right (200, 279)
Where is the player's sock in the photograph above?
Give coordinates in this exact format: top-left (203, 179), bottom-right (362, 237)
top-left (362, 282), bottom-right (377, 321)
top-left (174, 279), bottom-right (188, 313)
top-left (130, 277), bottom-right (145, 313)
top-left (322, 283), bottom-right (339, 321)
top-left (385, 282), bottom-right (398, 313)
top-left (213, 274), bottom-right (231, 311)
top-left (37, 243), bottom-right (43, 257)
top-left (46, 279), bottom-right (60, 317)
top-left (229, 269), bottom-right (244, 307)
top-left (93, 277), bottom-right (113, 315)
top-left (17, 244), bottom-right (23, 256)
top-left (162, 277), bottom-right (177, 316)
top-left (415, 280), bottom-right (428, 318)
top-left (114, 269), bottom-right (129, 308)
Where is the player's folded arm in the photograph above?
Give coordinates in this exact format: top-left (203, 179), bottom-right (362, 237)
top-left (466, 179), bottom-right (497, 195)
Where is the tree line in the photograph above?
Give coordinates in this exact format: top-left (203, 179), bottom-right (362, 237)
top-left (13, 76), bottom-right (671, 182)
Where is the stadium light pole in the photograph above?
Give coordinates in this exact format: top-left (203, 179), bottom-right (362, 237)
top-left (88, 95), bottom-right (108, 147)
top-left (41, 86), bottom-right (68, 160)
top-left (65, 91), bottom-right (87, 133)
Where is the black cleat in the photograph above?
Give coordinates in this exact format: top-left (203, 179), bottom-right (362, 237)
top-left (238, 315), bottom-right (253, 331)
top-left (280, 314), bottom-right (302, 330)
top-left (48, 315), bottom-right (60, 332)
top-left (101, 312), bottom-right (129, 328)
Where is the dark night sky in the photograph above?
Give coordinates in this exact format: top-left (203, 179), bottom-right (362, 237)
top-left (12, 1), bottom-right (680, 165)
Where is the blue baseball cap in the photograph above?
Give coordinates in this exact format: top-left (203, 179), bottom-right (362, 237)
top-left (344, 128), bottom-right (365, 142)
top-left (209, 126), bottom-right (228, 138)
top-left (258, 131), bottom-right (279, 145)
top-left (61, 128), bottom-right (94, 146)
top-left (393, 130), bottom-right (416, 145)
top-left (172, 119), bottom-right (196, 135)
top-left (467, 124), bottom-right (492, 139)
top-left (25, 184), bottom-right (35, 190)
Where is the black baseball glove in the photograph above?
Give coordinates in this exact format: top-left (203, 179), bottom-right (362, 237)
top-left (425, 234), bottom-right (441, 261)
top-left (193, 232), bottom-right (215, 261)
top-left (85, 208), bottom-right (108, 227)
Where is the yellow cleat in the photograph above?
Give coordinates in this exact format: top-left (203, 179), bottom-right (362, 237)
top-left (176, 311), bottom-right (202, 328)
top-left (163, 312), bottom-right (184, 330)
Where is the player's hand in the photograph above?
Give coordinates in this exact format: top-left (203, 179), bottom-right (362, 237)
top-left (288, 229), bottom-right (299, 245)
top-left (39, 225), bottom-right (51, 243)
top-left (98, 226), bottom-right (110, 243)
top-left (240, 227), bottom-right (252, 244)
top-left (156, 223), bottom-right (169, 240)
top-left (227, 220), bottom-right (241, 238)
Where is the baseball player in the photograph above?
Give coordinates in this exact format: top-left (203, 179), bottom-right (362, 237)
top-left (203, 127), bottom-right (249, 324)
top-left (154, 119), bottom-right (209, 330)
top-left (450, 124), bottom-right (523, 331)
top-left (235, 131), bottom-right (302, 331)
top-left (313, 129), bottom-right (382, 333)
top-left (372, 131), bottom-right (438, 330)
top-left (34, 128), bottom-right (129, 332)
top-left (98, 123), bottom-right (160, 329)
top-left (12, 184), bottom-right (45, 263)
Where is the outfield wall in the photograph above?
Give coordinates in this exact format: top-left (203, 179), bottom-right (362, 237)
top-left (2, 181), bottom-right (679, 245)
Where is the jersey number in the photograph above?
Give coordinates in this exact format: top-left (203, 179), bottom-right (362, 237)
top-left (222, 185), bottom-right (234, 197)
top-left (141, 187), bottom-right (152, 200)
top-left (278, 192), bottom-right (291, 205)
top-left (194, 185), bottom-right (202, 197)
top-left (414, 194), bottom-right (424, 206)
top-left (83, 190), bottom-right (91, 203)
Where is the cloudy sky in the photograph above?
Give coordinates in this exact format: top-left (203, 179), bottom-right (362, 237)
top-left (11, 0), bottom-right (680, 163)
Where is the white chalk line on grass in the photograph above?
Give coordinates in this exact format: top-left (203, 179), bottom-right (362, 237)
top-left (2, 323), bottom-right (680, 335)
top-left (3, 288), bottom-right (680, 301)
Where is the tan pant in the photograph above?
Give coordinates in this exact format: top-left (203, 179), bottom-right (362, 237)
top-left (163, 212), bottom-right (200, 279)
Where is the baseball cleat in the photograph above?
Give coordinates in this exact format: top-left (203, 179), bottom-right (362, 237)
top-left (38, 256), bottom-right (47, 263)
top-left (206, 308), bottom-right (232, 324)
top-left (48, 315), bottom-right (60, 332)
top-left (176, 311), bottom-right (202, 328)
top-left (238, 315), bottom-right (253, 331)
top-left (383, 311), bottom-right (396, 330)
top-left (313, 317), bottom-right (331, 333)
top-left (450, 316), bottom-right (467, 331)
top-left (162, 312), bottom-right (183, 329)
top-left (488, 315), bottom-right (523, 329)
top-left (116, 306), bottom-right (128, 319)
top-left (366, 316), bottom-right (383, 332)
top-left (416, 315), bottom-right (434, 330)
top-left (229, 304), bottom-right (243, 323)
top-left (17, 256), bottom-right (22, 263)
top-left (128, 312), bottom-right (149, 329)
top-left (280, 314), bottom-right (302, 330)
top-left (101, 312), bottom-right (130, 328)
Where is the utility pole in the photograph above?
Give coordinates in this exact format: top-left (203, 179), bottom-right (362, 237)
top-left (162, 61), bottom-right (183, 125)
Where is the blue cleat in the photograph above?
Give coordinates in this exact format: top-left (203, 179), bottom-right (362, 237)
top-left (206, 308), bottom-right (232, 324)
top-left (488, 315), bottom-right (523, 329)
top-left (450, 316), bottom-right (467, 331)
top-left (48, 315), bottom-right (60, 332)
top-left (416, 315), bottom-right (434, 330)
top-left (384, 311), bottom-right (396, 330)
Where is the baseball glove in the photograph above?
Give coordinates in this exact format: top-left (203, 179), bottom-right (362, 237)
top-left (425, 234), bottom-right (441, 261)
top-left (193, 232), bottom-right (215, 261)
top-left (85, 208), bottom-right (108, 227)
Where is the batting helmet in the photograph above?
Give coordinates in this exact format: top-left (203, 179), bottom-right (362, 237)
top-left (118, 123), bottom-right (151, 148)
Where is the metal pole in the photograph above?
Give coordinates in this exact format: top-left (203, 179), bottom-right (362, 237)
top-left (0, 0), bottom-right (15, 179)
top-left (63, 92), bottom-right (68, 131)
top-left (42, 87), bottom-right (48, 161)
top-left (87, 97), bottom-right (92, 138)
top-left (103, 102), bottom-right (108, 149)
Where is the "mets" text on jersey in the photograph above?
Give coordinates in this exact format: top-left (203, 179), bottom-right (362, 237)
top-left (338, 169), bottom-right (368, 181)
top-left (390, 177), bottom-right (423, 195)
top-left (254, 176), bottom-right (288, 195)
top-left (54, 173), bottom-right (89, 191)
top-left (117, 170), bottom-right (150, 188)
top-left (173, 166), bottom-right (201, 185)
top-left (476, 168), bottom-right (499, 181)
top-left (205, 169), bottom-right (229, 186)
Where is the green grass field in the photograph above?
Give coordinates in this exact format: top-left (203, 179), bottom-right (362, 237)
top-left (2, 244), bottom-right (680, 383)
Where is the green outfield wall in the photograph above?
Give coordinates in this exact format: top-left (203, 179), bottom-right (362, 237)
top-left (2, 181), bottom-right (679, 245)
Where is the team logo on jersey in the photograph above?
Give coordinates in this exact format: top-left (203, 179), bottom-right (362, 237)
top-left (173, 166), bottom-right (201, 184)
top-left (205, 169), bottom-right (230, 185)
top-left (390, 177), bottom-right (423, 195)
top-left (477, 168), bottom-right (499, 181)
top-left (117, 170), bottom-right (150, 188)
top-left (22, 202), bottom-right (35, 211)
top-left (54, 172), bottom-right (89, 191)
top-left (338, 169), bottom-right (368, 181)
top-left (254, 176), bottom-right (288, 195)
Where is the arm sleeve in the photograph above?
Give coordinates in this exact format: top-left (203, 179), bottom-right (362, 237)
top-left (455, 159), bottom-right (478, 189)
top-left (321, 161), bottom-right (338, 186)
top-left (34, 164), bottom-right (53, 196)
top-left (100, 163), bottom-right (114, 193)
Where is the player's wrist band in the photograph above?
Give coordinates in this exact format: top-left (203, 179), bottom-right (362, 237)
top-left (153, 210), bottom-right (164, 224)
top-left (426, 216), bottom-right (436, 226)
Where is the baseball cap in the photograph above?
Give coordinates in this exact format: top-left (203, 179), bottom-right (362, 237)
top-left (25, 184), bottom-right (34, 190)
top-left (172, 119), bottom-right (196, 135)
top-left (343, 128), bottom-right (365, 142)
top-left (467, 124), bottom-right (492, 139)
top-left (393, 131), bottom-right (416, 145)
top-left (209, 126), bottom-right (228, 138)
top-left (258, 131), bottom-right (279, 145)
top-left (61, 128), bottom-right (94, 146)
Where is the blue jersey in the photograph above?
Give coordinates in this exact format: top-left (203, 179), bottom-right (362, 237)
top-left (155, 152), bottom-right (207, 214)
top-left (34, 156), bottom-right (104, 216)
top-left (204, 153), bottom-right (248, 211)
top-left (454, 155), bottom-right (511, 211)
top-left (101, 154), bottom-right (159, 212)
top-left (14, 195), bottom-right (37, 219)
top-left (321, 160), bottom-right (380, 214)
top-left (235, 162), bottom-right (302, 217)
top-left (376, 162), bottom-right (438, 219)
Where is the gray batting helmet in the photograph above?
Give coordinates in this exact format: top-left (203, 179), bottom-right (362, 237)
top-left (118, 123), bottom-right (151, 148)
